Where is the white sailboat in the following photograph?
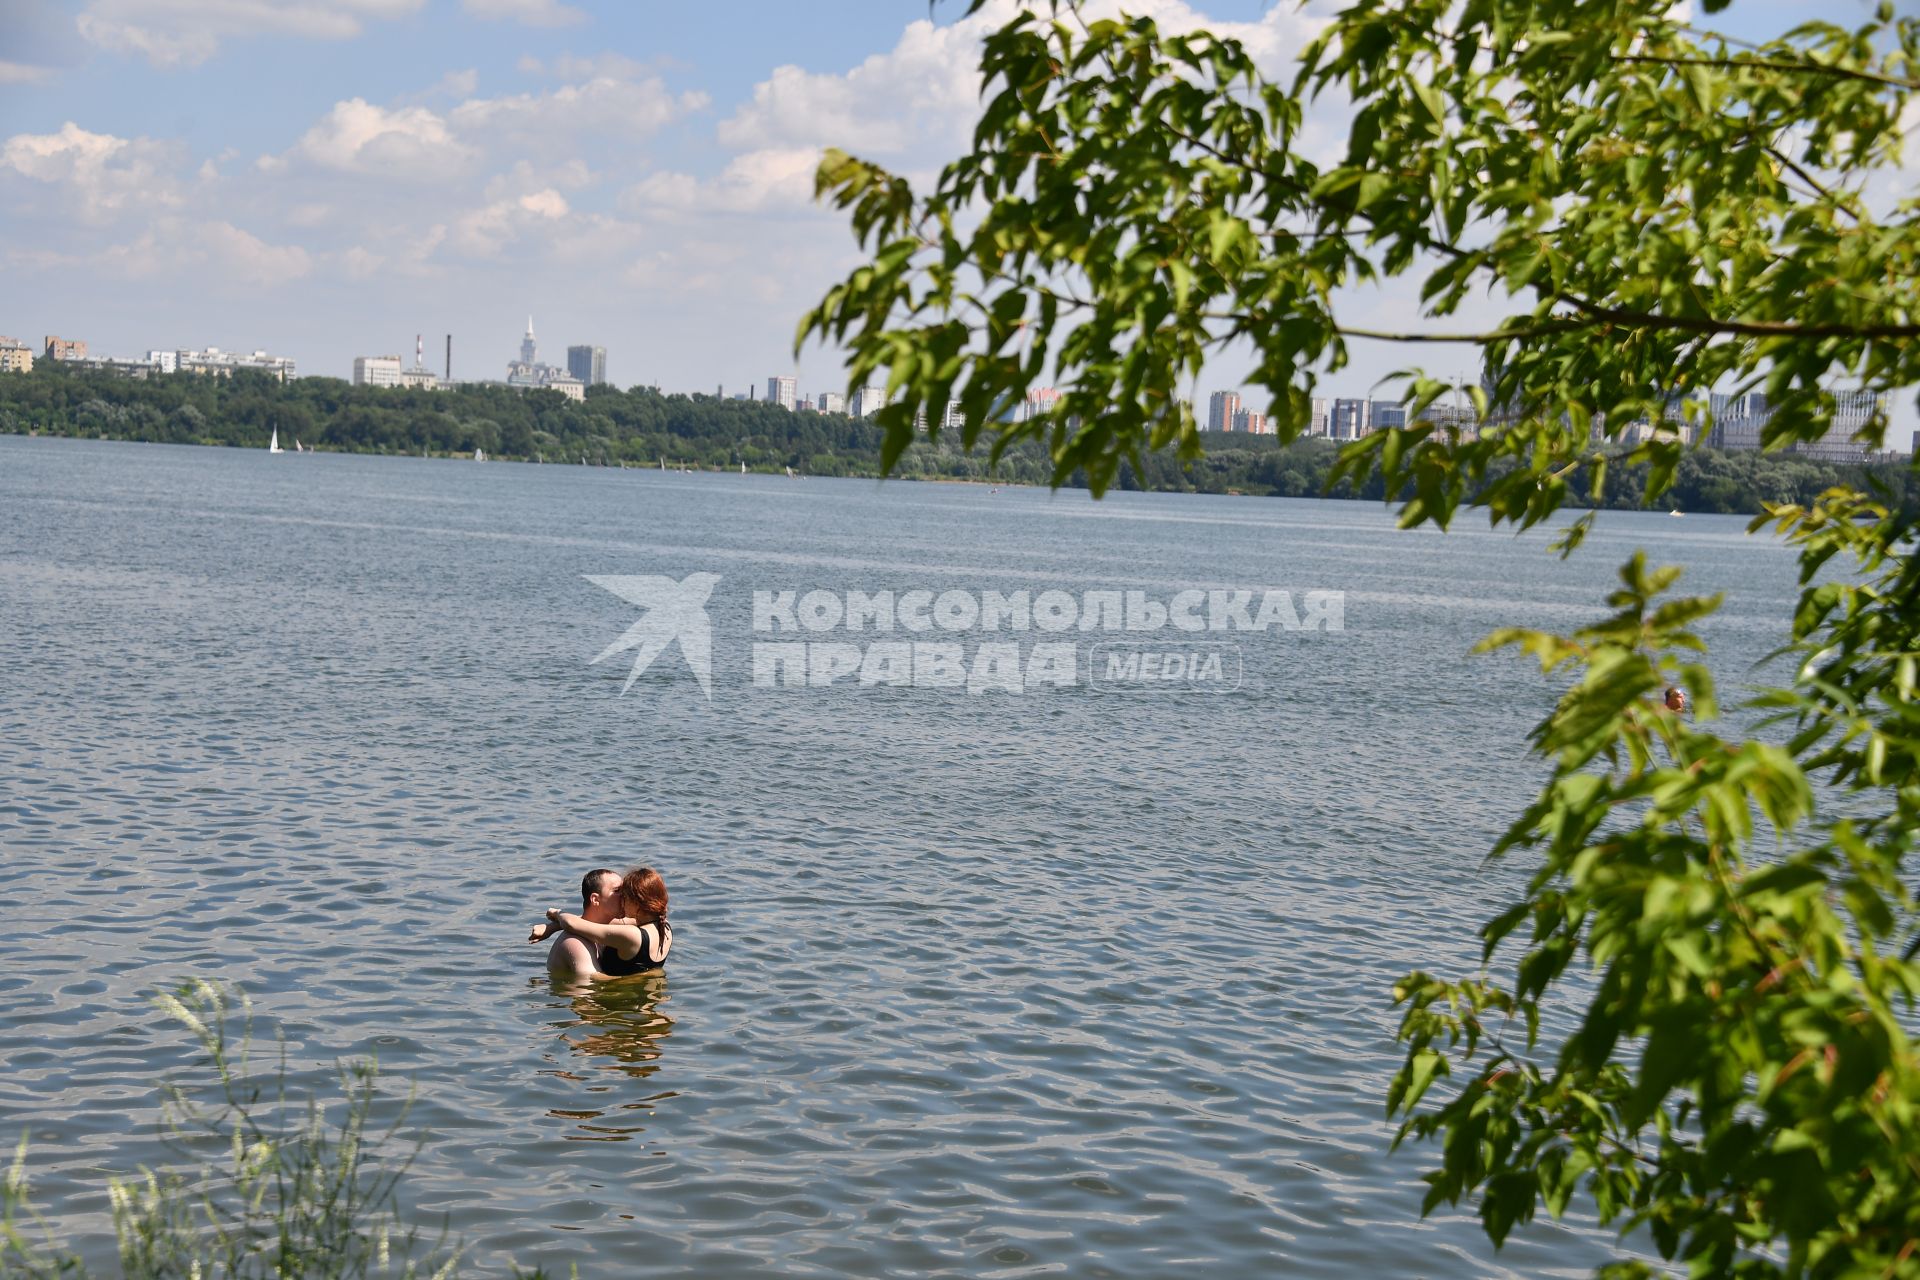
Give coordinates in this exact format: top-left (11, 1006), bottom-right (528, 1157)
top-left (739, 461), bottom-right (746, 474)
top-left (475, 448), bottom-right (486, 462)
top-left (268, 427), bottom-right (283, 454)
top-left (785, 465), bottom-right (793, 478)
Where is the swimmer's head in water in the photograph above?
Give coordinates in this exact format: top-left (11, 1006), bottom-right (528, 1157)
top-left (581, 867), bottom-right (618, 912)
top-left (620, 866), bottom-right (668, 920)
top-left (1664, 686), bottom-right (1688, 712)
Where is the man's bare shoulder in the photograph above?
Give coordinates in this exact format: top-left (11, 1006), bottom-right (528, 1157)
top-left (547, 933), bottom-right (596, 977)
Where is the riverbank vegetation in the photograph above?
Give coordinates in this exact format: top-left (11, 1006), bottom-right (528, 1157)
top-left (1, 361), bottom-right (1912, 515)
top-left (1, 980), bottom-right (546, 1280)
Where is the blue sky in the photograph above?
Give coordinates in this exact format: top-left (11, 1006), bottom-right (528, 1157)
top-left (0, 0), bottom-right (1912, 446)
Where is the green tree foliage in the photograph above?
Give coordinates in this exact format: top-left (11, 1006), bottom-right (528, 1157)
top-left (1, 362), bottom-right (1908, 515)
top-left (0, 366), bottom-right (897, 475)
top-left (800, 0), bottom-right (1920, 1273)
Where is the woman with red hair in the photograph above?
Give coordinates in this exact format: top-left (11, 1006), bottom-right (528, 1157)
top-left (540, 866), bottom-right (672, 977)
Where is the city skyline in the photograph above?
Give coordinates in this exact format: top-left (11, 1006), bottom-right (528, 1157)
top-left (5, 306), bottom-right (1905, 461)
top-left (7, 1), bottom-right (1907, 443)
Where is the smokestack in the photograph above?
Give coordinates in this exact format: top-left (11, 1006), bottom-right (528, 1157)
top-left (445, 335), bottom-right (451, 383)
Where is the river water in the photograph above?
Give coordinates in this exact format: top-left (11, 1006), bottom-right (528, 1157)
top-left (0, 435), bottom-right (1803, 1277)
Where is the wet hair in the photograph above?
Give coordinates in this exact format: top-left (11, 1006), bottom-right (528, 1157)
top-left (581, 868), bottom-right (618, 911)
top-left (619, 866), bottom-right (668, 920)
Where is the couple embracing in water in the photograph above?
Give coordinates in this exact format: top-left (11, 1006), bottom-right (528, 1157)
top-left (528, 865), bottom-right (672, 982)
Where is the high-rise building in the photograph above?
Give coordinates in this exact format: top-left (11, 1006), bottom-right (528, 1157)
top-left (767, 375), bottom-right (798, 411)
top-left (44, 335), bottom-right (86, 362)
top-left (568, 345), bottom-right (606, 386)
top-left (1707, 392), bottom-right (1770, 452)
top-left (817, 392), bottom-right (845, 414)
top-left (353, 355), bottom-right (403, 387)
top-left (1233, 409), bottom-right (1271, 435)
top-left (1021, 387), bottom-right (1061, 421)
top-left (1310, 397), bottom-right (1329, 437)
top-left (850, 385), bottom-right (888, 419)
top-left (1369, 401), bottom-right (1407, 431)
top-left (1330, 398), bottom-right (1368, 440)
top-left (506, 319), bottom-right (573, 393)
top-left (0, 337), bottom-right (33, 373)
top-left (1791, 390), bottom-right (1886, 463)
top-left (1207, 390), bottom-right (1241, 433)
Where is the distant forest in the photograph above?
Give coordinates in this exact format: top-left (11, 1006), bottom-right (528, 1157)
top-left (2, 362), bottom-right (1913, 515)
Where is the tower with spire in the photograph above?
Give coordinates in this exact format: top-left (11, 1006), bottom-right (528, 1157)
top-left (503, 315), bottom-right (585, 400)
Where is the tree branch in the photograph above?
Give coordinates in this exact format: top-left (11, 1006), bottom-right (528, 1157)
top-left (1762, 143), bottom-right (1862, 222)
top-left (1612, 52), bottom-right (1920, 91)
top-left (1561, 296), bottom-right (1920, 340)
top-left (1332, 319), bottom-right (1592, 343)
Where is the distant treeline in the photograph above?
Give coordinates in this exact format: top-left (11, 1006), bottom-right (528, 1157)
top-left (1, 362), bottom-right (1912, 514)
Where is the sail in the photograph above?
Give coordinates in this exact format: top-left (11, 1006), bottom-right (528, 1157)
top-left (269, 427), bottom-right (282, 453)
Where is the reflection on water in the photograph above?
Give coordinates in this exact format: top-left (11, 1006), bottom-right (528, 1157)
top-left (537, 975), bottom-right (677, 1141)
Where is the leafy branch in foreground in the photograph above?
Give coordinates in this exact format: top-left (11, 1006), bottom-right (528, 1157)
top-left (2, 980), bottom-right (559, 1280)
top-left (1389, 536), bottom-right (1919, 1275)
top-left (799, 0), bottom-right (1918, 506)
top-left (803, 0), bottom-right (1920, 1273)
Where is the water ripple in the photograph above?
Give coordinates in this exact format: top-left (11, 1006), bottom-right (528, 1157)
top-left (0, 437), bottom-right (1794, 1277)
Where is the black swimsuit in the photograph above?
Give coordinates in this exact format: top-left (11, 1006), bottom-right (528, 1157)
top-left (598, 920), bottom-right (671, 976)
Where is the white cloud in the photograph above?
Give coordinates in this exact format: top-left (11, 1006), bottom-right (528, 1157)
top-left (199, 219), bottom-right (313, 286)
top-left (272, 99), bottom-right (476, 179)
top-left (0, 59), bottom-right (55, 84)
top-left (460, 0), bottom-right (585, 27)
top-left (339, 245), bottom-right (384, 280)
top-left (717, 25), bottom-right (981, 156)
top-left (447, 187), bottom-right (570, 257)
top-left (621, 147), bottom-right (822, 216)
top-left (518, 52), bottom-right (660, 81)
top-left (262, 59), bottom-right (702, 187)
top-left (8, 216), bottom-right (311, 288)
top-left (482, 158), bottom-right (595, 200)
top-left (421, 68), bottom-right (480, 100)
top-left (717, 0), bottom-right (1322, 158)
top-left (76, 0), bottom-right (426, 68)
top-left (449, 74), bottom-right (706, 144)
top-left (0, 122), bottom-right (185, 223)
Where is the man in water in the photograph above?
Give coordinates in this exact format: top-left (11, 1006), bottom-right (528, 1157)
top-left (532, 868), bottom-right (622, 981)
top-left (1664, 686), bottom-right (1689, 714)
